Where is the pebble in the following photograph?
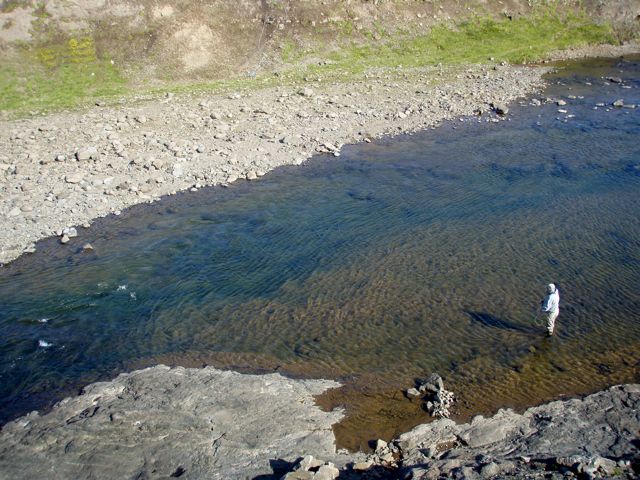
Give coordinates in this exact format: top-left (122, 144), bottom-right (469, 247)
top-left (76, 147), bottom-right (99, 161)
top-left (63, 227), bottom-right (78, 238)
top-left (65, 173), bottom-right (84, 184)
top-left (60, 234), bottom-right (70, 244)
top-left (491, 102), bottom-right (509, 115)
top-left (299, 87), bottom-right (314, 97)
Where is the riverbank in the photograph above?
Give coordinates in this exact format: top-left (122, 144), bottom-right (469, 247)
top-left (0, 365), bottom-right (637, 479)
top-left (2, 41), bottom-right (640, 266)
top-left (0, 62), bottom-right (543, 265)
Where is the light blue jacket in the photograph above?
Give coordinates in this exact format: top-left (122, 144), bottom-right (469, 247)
top-left (541, 289), bottom-right (560, 313)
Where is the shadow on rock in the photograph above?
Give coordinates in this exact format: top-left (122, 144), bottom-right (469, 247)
top-left (252, 458), bottom-right (301, 480)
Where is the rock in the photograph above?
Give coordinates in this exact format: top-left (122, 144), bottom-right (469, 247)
top-left (406, 387), bottom-right (421, 398)
top-left (62, 227), bottom-right (78, 238)
top-left (65, 173), bottom-right (84, 184)
top-left (81, 243), bottom-right (94, 252)
top-left (374, 439), bottom-right (388, 454)
top-left (314, 464), bottom-right (339, 480)
top-left (134, 115), bottom-right (147, 124)
top-left (75, 147), bottom-right (99, 161)
top-left (352, 460), bottom-right (374, 471)
top-left (60, 235), bottom-right (70, 244)
top-left (555, 455), bottom-right (586, 469)
top-left (299, 88), bottom-right (314, 98)
top-left (556, 99), bottom-right (567, 106)
top-left (612, 99), bottom-right (624, 107)
top-left (172, 164), bottom-right (184, 178)
top-left (606, 76), bottom-right (623, 83)
top-left (151, 158), bottom-right (165, 170)
top-left (0, 367), bottom-right (346, 479)
top-left (594, 456), bottom-right (617, 475)
top-left (426, 373), bottom-right (444, 391)
top-left (7, 207), bottom-right (21, 217)
top-left (480, 461), bottom-right (501, 478)
top-left (281, 471), bottom-right (314, 480)
top-left (491, 103), bottom-right (509, 115)
top-left (457, 466), bottom-right (479, 479)
top-left (295, 455), bottom-right (323, 472)
top-left (459, 418), bottom-right (514, 448)
top-left (246, 171), bottom-right (258, 181)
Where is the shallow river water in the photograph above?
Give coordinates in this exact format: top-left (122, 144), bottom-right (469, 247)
top-left (1, 56), bottom-right (639, 449)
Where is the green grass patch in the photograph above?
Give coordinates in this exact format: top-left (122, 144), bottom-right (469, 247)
top-left (305, 11), bottom-right (614, 77)
top-left (0, 36), bottom-right (126, 114)
top-left (0, 10), bottom-right (618, 116)
top-left (0, 0), bottom-right (30, 13)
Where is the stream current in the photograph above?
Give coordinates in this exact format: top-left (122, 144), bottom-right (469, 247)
top-left (1, 56), bottom-right (639, 448)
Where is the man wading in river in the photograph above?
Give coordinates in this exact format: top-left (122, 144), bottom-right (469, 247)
top-left (541, 283), bottom-right (560, 336)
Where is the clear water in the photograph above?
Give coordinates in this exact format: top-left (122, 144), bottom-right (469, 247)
top-left (1, 57), bottom-right (639, 447)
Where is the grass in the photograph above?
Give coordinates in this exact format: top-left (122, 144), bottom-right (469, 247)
top-left (0, 0), bottom-right (30, 13)
top-left (306, 11), bottom-right (615, 77)
top-left (0, 10), bottom-right (619, 117)
top-left (0, 36), bottom-right (126, 113)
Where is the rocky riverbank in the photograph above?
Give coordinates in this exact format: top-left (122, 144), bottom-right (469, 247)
top-left (2, 42), bottom-right (639, 265)
top-left (0, 365), bottom-right (637, 479)
top-left (0, 62), bottom-right (544, 265)
top-left (0, 365), bottom-right (362, 479)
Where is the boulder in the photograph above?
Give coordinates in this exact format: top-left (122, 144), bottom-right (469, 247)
top-left (295, 455), bottom-right (323, 472)
top-left (314, 464), bottom-right (339, 480)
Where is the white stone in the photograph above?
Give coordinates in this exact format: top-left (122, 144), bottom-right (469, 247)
top-left (65, 173), bottom-right (84, 184)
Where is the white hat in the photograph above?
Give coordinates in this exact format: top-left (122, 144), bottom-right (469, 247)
top-left (547, 283), bottom-right (556, 293)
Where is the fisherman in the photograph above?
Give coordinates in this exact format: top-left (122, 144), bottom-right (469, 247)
top-left (541, 283), bottom-right (560, 336)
